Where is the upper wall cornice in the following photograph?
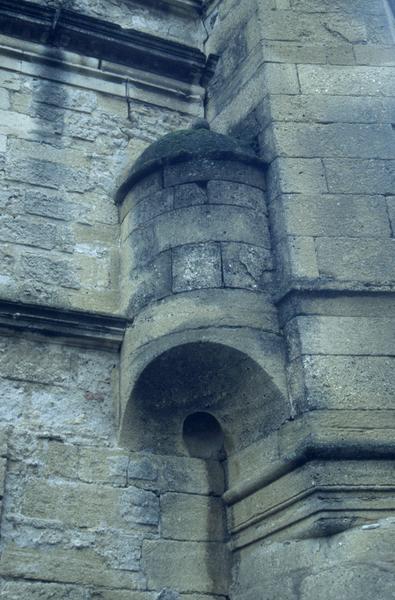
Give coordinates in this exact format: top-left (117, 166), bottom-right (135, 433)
top-left (0, 0), bottom-right (217, 86)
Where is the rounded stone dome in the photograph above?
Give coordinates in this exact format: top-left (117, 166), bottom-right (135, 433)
top-left (117, 120), bottom-right (262, 202)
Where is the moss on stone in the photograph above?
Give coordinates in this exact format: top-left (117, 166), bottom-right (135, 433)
top-left (117, 127), bottom-right (263, 203)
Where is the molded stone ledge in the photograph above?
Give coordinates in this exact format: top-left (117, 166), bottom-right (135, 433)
top-left (225, 409), bottom-right (395, 504)
top-left (0, 299), bottom-right (128, 349)
top-left (224, 410), bottom-right (395, 547)
top-left (228, 459), bottom-right (395, 549)
top-left (0, 42), bottom-right (204, 116)
top-left (0, 0), bottom-right (215, 86)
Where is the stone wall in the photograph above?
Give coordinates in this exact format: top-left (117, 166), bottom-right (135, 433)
top-left (206, 0), bottom-right (395, 598)
top-left (0, 0), bottom-right (394, 598)
top-left (0, 53), bottom-right (191, 313)
top-left (0, 335), bottom-right (228, 598)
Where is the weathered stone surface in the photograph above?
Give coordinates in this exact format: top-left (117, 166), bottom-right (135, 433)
top-left (265, 94), bottom-right (395, 125)
top-left (275, 236), bottom-right (319, 280)
top-left (207, 180), bottom-right (266, 212)
top-left (164, 160), bottom-right (265, 190)
top-left (161, 493), bottom-right (225, 541)
top-left (0, 580), bottom-right (89, 599)
top-left (315, 237), bottom-right (395, 284)
top-left (125, 251), bottom-right (172, 314)
top-left (174, 183), bottom-right (207, 209)
top-left (290, 355), bottom-right (395, 410)
top-left (1, 0), bottom-right (394, 597)
top-left (123, 188), bottom-right (174, 230)
top-left (21, 253), bottom-right (80, 289)
top-left (287, 315), bottom-right (395, 359)
top-left (233, 520), bottom-right (395, 600)
top-left (268, 157), bottom-right (328, 195)
top-left (324, 159), bottom-right (395, 195)
top-left (6, 158), bottom-right (91, 193)
top-left (222, 242), bottom-right (272, 289)
top-left (22, 479), bottom-right (159, 529)
top-left (142, 540), bottom-right (229, 594)
top-left (172, 242), bottom-right (222, 292)
top-left (125, 204), bottom-right (271, 270)
top-left (0, 546), bottom-right (146, 590)
top-left (298, 64), bottom-right (395, 96)
top-left (272, 194), bottom-right (391, 239)
top-left (266, 122), bottom-right (395, 160)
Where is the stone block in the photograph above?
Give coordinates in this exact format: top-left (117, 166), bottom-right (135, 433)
top-left (125, 251), bottom-right (172, 315)
top-left (142, 540), bottom-right (229, 594)
top-left (174, 183), bottom-right (207, 208)
top-left (22, 480), bottom-right (159, 530)
top-left (300, 355), bottom-right (395, 410)
top-left (31, 80), bottom-right (98, 113)
top-left (266, 94), bottom-right (395, 126)
top-left (259, 41), bottom-right (354, 66)
top-left (276, 236), bottom-right (319, 280)
top-left (132, 189), bottom-right (174, 229)
top-left (0, 581), bottom-right (89, 599)
top-left (221, 242), bottom-right (272, 290)
top-left (354, 45), bottom-right (395, 66)
top-left (172, 242), bottom-right (222, 292)
top-left (128, 455), bottom-right (158, 483)
top-left (298, 64), bottom-right (395, 96)
top-left (161, 493), bottom-right (225, 541)
top-left (0, 215), bottom-right (74, 253)
top-left (21, 253), bottom-right (80, 289)
top-left (120, 177), bottom-right (172, 222)
top-left (255, 8), bottom-right (370, 45)
top-left (387, 196), bottom-right (395, 233)
top-left (272, 193), bottom-right (391, 239)
top-left (289, 0), bottom-right (384, 13)
top-left (91, 592), bottom-right (154, 600)
top-left (77, 446), bottom-right (129, 486)
top-left (0, 89), bottom-right (10, 110)
top-left (315, 237), bottom-right (395, 284)
top-left (263, 63), bottom-right (300, 95)
top-left (287, 315), bottom-right (395, 359)
top-left (266, 122), bottom-right (395, 160)
top-left (5, 158), bottom-right (91, 193)
top-left (324, 159), bottom-right (395, 195)
top-left (126, 205), bottom-right (271, 269)
top-left (0, 110), bottom-right (42, 139)
top-left (0, 337), bottom-right (72, 385)
top-left (164, 160), bottom-right (265, 190)
top-left (268, 158), bottom-right (328, 195)
top-left (155, 456), bottom-right (225, 496)
top-left (207, 180), bottom-right (266, 212)
top-left (0, 546), bottom-right (145, 590)
top-left (40, 440), bottom-right (79, 480)
top-left (8, 138), bottom-right (90, 170)
top-left (0, 71), bottom-right (20, 91)
top-left (23, 190), bottom-right (80, 222)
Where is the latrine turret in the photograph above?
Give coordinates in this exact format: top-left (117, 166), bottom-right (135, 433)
top-left (116, 120), bottom-right (289, 454)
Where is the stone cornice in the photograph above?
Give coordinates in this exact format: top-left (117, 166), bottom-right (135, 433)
top-left (132, 0), bottom-right (204, 14)
top-left (0, 0), bottom-right (217, 86)
top-left (0, 300), bottom-right (128, 349)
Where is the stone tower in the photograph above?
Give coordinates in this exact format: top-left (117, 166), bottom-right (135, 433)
top-left (0, 0), bottom-right (394, 599)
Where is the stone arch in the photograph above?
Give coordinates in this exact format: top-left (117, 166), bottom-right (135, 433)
top-left (120, 340), bottom-right (290, 456)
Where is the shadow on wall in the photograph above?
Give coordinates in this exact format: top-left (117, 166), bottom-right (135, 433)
top-left (122, 340), bottom-right (290, 457)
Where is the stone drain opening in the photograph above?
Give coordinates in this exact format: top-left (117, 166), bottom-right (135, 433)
top-left (183, 411), bottom-right (225, 459)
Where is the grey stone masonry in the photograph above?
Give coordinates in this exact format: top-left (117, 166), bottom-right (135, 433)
top-left (120, 163), bottom-right (271, 315)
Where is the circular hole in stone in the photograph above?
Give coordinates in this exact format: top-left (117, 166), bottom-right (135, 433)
top-left (183, 412), bottom-right (224, 459)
